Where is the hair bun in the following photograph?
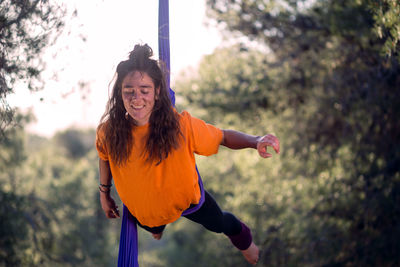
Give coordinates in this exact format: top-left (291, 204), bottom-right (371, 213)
top-left (129, 44), bottom-right (153, 62)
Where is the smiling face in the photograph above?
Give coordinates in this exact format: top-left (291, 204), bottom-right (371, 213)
top-left (121, 71), bottom-right (159, 126)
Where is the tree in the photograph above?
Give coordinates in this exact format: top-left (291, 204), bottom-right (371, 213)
top-left (0, 113), bottom-right (30, 266)
top-left (0, 0), bottom-right (71, 138)
top-left (369, 0), bottom-right (400, 59)
top-left (185, 0), bottom-right (400, 265)
top-left (176, 45), bottom-right (274, 123)
top-left (54, 128), bottom-right (96, 159)
top-left (0, 121), bottom-right (122, 266)
top-left (206, 0), bottom-right (399, 61)
top-left (170, 45), bottom-right (299, 266)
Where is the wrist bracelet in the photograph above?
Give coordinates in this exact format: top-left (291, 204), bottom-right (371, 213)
top-left (99, 183), bottom-right (112, 188)
top-left (99, 186), bottom-right (110, 193)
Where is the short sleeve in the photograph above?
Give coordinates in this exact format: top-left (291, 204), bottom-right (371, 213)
top-left (95, 124), bottom-right (109, 161)
top-left (182, 111), bottom-right (223, 156)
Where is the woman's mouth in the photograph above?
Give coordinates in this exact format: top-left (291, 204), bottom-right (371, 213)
top-left (131, 104), bottom-right (144, 110)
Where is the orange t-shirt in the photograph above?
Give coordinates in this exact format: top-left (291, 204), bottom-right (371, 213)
top-left (96, 111), bottom-right (223, 227)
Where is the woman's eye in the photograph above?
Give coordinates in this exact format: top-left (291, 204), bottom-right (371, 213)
top-left (141, 90), bottom-right (149, 95)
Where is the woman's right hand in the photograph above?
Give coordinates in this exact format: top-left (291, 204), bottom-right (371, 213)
top-left (100, 192), bottom-right (120, 219)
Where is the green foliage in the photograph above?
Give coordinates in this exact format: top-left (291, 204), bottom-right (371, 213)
top-left (368, 0), bottom-right (400, 59)
top-left (54, 128), bottom-right (96, 159)
top-left (154, 0), bottom-right (400, 266)
top-left (177, 46), bottom-right (274, 124)
top-left (0, 0), bottom-right (72, 138)
top-left (0, 0), bottom-right (67, 94)
top-left (0, 123), bottom-right (121, 266)
top-left (2, 1), bottom-right (400, 266)
top-left (0, 190), bottom-right (30, 266)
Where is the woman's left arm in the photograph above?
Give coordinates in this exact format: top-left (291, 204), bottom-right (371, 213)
top-left (221, 129), bottom-right (280, 158)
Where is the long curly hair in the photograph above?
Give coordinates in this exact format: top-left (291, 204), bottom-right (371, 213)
top-left (98, 44), bottom-right (181, 166)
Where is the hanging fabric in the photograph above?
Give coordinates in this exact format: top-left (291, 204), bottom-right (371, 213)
top-left (117, 1), bottom-right (206, 265)
top-left (158, 0), bottom-right (175, 105)
top-left (158, 0), bottom-right (205, 215)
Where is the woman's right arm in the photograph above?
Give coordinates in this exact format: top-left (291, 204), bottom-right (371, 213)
top-left (99, 158), bottom-right (120, 218)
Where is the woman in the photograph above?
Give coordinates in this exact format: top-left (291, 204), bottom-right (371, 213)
top-left (96, 44), bottom-right (280, 265)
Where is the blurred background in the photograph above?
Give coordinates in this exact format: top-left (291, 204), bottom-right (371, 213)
top-left (1, 0), bottom-right (399, 266)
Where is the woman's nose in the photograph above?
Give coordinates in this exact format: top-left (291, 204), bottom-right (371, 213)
top-left (129, 91), bottom-right (138, 100)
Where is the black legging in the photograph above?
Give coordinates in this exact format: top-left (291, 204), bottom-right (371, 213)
top-left (137, 190), bottom-right (242, 236)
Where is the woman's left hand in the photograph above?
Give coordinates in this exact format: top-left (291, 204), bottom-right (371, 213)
top-left (256, 134), bottom-right (280, 158)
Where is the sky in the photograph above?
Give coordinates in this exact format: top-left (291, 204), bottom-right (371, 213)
top-left (8, 0), bottom-right (222, 137)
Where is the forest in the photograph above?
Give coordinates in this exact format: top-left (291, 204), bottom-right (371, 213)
top-left (1, 0), bottom-right (399, 266)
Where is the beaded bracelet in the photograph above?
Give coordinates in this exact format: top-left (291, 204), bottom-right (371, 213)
top-left (100, 183), bottom-right (112, 188)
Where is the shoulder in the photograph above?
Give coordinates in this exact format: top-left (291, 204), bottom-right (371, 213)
top-left (177, 110), bottom-right (222, 136)
top-left (96, 120), bottom-right (109, 137)
top-left (175, 111), bottom-right (223, 155)
top-left (177, 110), bottom-right (203, 122)
top-left (96, 120), bottom-right (114, 145)
top-left (176, 110), bottom-right (201, 130)
top-left (95, 121), bottom-right (110, 160)
top-left (178, 110), bottom-right (191, 121)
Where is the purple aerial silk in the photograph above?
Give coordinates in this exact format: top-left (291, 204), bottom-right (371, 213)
top-left (182, 167), bottom-right (205, 216)
top-left (118, 206), bottom-right (138, 267)
top-left (158, 0), bottom-right (175, 105)
top-left (117, 1), bottom-right (205, 266)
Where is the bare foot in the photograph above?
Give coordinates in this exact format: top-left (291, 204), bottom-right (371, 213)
top-left (152, 232), bottom-right (163, 240)
top-left (241, 242), bottom-right (259, 265)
